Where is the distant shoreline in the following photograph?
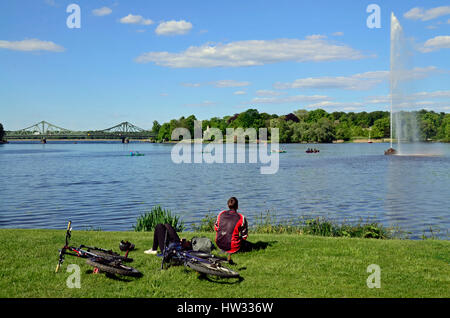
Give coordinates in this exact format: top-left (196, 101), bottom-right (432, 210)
top-left (4, 138), bottom-right (387, 144)
top-left (4, 138), bottom-right (447, 144)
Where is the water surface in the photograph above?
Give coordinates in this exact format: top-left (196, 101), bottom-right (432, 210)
top-left (0, 141), bottom-right (448, 239)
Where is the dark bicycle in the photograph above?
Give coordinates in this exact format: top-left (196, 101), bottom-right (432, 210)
top-left (56, 221), bottom-right (141, 277)
top-left (159, 239), bottom-right (240, 278)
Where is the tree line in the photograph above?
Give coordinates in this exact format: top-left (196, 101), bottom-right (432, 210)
top-left (1, 108), bottom-right (448, 143)
top-left (151, 108), bottom-right (449, 143)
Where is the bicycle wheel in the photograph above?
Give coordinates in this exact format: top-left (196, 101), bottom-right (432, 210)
top-left (86, 258), bottom-right (141, 277)
top-left (186, 260), bottom-right (239, 278)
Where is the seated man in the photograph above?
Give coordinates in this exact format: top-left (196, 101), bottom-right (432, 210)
top-left (214, 197), bottom-right (249, 260)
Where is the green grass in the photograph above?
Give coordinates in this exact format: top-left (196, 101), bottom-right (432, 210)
top-left (0, 229), bottom-right (449, 298)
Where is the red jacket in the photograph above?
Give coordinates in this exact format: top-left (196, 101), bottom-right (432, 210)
top-left (215, 210), bottom-right (248, 253)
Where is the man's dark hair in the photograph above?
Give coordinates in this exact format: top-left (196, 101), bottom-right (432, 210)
top-left (227, 197), bottom-right (238, 210)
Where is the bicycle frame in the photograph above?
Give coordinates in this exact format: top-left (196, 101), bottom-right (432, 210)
top-left (160, 242), bottom-right (224, 269)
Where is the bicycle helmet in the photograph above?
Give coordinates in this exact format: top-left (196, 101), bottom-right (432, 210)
top-left (119, 240), bottom-right (135, 252)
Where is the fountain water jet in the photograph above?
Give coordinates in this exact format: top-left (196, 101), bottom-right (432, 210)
top-left (385, 12), bottom-right (420, 156)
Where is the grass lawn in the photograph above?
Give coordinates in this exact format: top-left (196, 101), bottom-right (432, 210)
top-left (0, 229), bottom-right (448, 298)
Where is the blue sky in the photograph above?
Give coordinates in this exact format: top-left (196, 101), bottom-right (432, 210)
top-left (1, 0), bottom-right (449, 130)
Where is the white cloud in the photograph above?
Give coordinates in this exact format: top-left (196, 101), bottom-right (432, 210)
top-left (274, 66), bottom-right (438, 91)
top-left (404, 6), bottom-right (450, 21)
top-left (155, 20), bottom-right (193, 36)
top-left (332, 32), bottom-right (344, 36)
top-left (135, 37), bottom-right (366, 68)
top-left (412, 90), bottom-right (450, 99)
top-left (305, 101), bottom-right (363, 110)
top-left (251, 94), bottom-right (331, 105)
top-left (255, 90), bottom-right (286, 96)
top-left (366, 90), bottom-right (450, 112)
top-left (181, 82), bottom-right (201, 87)
top-left (181, 80), bottom-right (250, 88)
top-left (233, 91), bottom-right (247, 95)
top-left (211, 80), bottom-right (250, 88)
top-left (306, 34), bottom-right (327, 40)
top-left (0, 38), bottom-right (64, 52)
top-left (274, 71), bottom-right (388, 91)
top-left (365, 96), bottom-right (390, 104)
top-left (119, 14), bottom-right (153, 25)
top-left (184, 100), bottom-right (217, 107)
top-left (44, 0), bottom-right (58, 7)
top-left (419, 35), bottom-right (450, 52)
top-left (93, 7), bottom-right (112, 16)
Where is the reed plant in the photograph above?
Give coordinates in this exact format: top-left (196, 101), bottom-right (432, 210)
top-left (194, 210), bottom-right (399, 239)
top-left (133, 205), bottom-right (184, 232)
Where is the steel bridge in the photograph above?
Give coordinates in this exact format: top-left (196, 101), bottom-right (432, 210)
top-left (6, 121), bottom-right (155, 140)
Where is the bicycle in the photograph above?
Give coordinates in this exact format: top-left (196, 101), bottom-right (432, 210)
top-left (56, 221), bottom-right (141, 277)
top-left (159, 238), bottom-right (240, 278)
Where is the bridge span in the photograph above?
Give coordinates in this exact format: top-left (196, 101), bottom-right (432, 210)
top-left (5, 121), bottom-right (156, 142)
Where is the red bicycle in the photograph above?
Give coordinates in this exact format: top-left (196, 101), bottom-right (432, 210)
top-left (55, 221), bottom-right (141, 277)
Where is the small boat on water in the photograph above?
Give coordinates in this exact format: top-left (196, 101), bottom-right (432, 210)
top-left (271, 149), bottom-right (286, 153)
top-left (130, 151), bottom-right (145, 156)
top-left (305, 148), bottom-right (320, 153)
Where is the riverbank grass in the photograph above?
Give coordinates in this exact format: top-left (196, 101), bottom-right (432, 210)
top-left (0, 229), bottom-right (448, 298)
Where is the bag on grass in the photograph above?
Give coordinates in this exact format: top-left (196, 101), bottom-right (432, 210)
top-left (191, 237), bottom-right (215, 254)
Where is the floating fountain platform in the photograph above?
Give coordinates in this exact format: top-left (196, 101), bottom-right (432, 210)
top-left (384, 148), bottom-right (397, 155)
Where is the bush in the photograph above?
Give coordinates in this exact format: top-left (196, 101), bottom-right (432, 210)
top-left (251, 211), bottom-right (301, 234)
top-left (133, 205), bottom-right (184, 232)
top-left (303, 217), bottom-right (391, 239)
top-left (248, 211), bottom-right (397, 239)
top-left (192, 213), bottom-right (216, 232)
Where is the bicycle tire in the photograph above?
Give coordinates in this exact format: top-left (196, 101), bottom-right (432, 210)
top-left (86, 248), bottom-right (133, 262)
top-left (86, 258), bottom-right (141, 277)
top-left (186, 261), bottom-right (239, 278)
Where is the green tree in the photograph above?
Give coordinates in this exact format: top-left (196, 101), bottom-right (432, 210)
top-left (307, 118), bottom-right (335, 143)
top-left (202, 117), bottom-right (228, 135)
top-left (0, 123), bottom-right (5, 141)
top-left (270, 118), bottom-right (293, 143)
top-left (154, 109), bottom-right (449, 144)
top-left (371, 117), bottom-right (390, 138)
top-left (291, 122), bottom-right (309, 142)
top-left (335, 122), bottom-right (352, 141)
top-left (157, 123), bottom-right (171, 141)
top-left (151, 120), bottom-right (161, 136)
top-left (351, 125), bottom-right (366, 138)
top-left (306, 109), bottom-right (328, 123)
top-left (293, 109), bottom-right (309, 122)
top-left (230, 109), bottom-right (265, 129)
top-left (418, 110), bottom-right (440, 140)
top-left (436, 113), bottom-right (450, 142)
top-left (368, 111), bottom-right (389, 126)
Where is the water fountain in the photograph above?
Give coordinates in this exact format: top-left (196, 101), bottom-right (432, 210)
top-left (385, 12), bottom-right (420, 155)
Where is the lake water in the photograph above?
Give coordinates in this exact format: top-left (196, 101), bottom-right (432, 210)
top-left (0, 141), bottom-right (449, 239)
